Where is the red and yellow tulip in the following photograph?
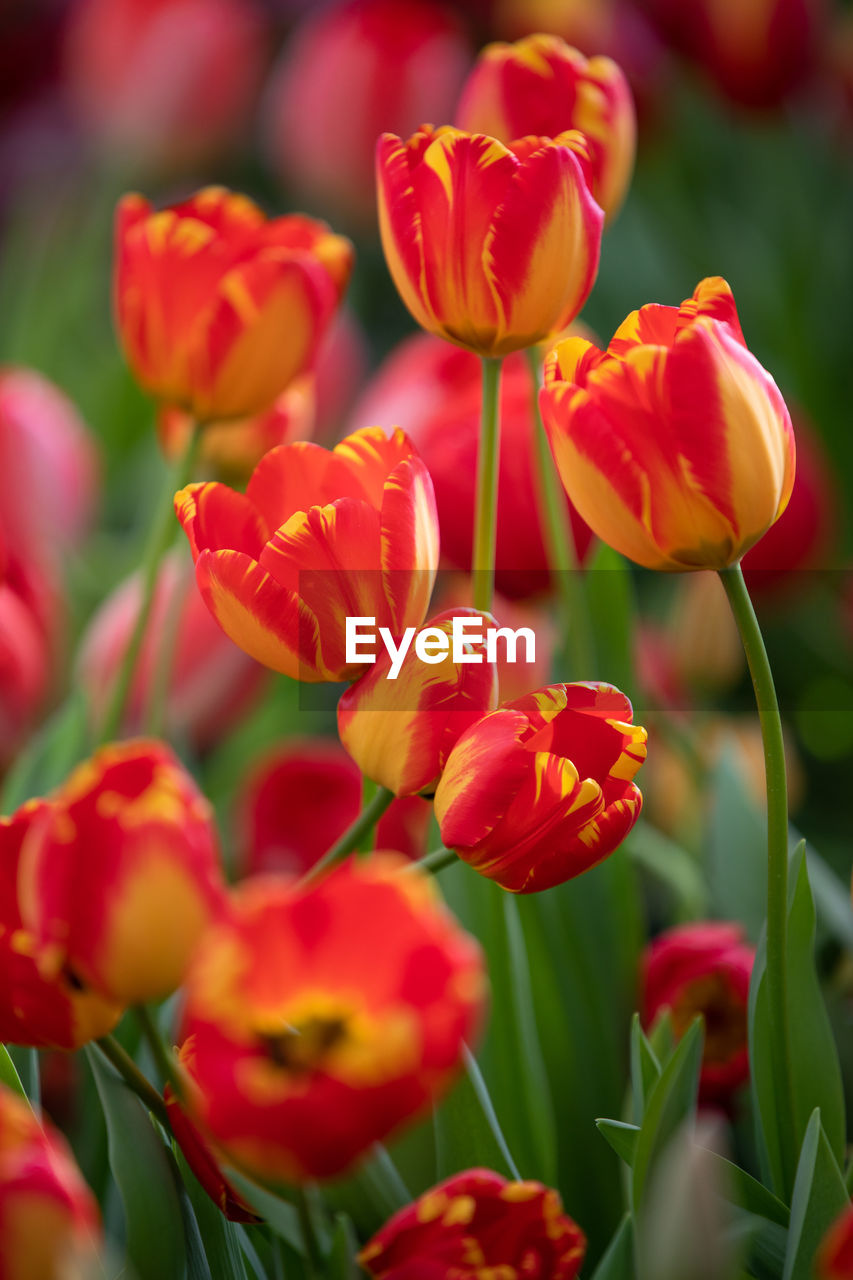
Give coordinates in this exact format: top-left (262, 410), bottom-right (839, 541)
top-left (337, 608), bottom-right (500, 796)
top-left (114, 186), bottom-right (353, 420)
top-left (0, 802), bottom-right (121, 1050)
top-left (179, 857), bottom-right (486, 1183)
top-left (539, 277), bottom-right (796, 571)
top-left (360, 1168), bottom-right (586, 1279)
top-left (434, 683), bottom-right (646, 893)
top-left (18, 740), bottom-right (225, 1007)
top-left (0, 1085), bottom-right (102, 1277)
top-left (175, 427), bottom-right (439, 681)
top-left (376, 126), bottom-right (603, 357)
top-left (455, 33), bottom-right (636, 221)
top-left (642, 922), bottom-right (754, 1106)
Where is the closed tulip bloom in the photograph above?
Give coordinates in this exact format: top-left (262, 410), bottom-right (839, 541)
top-left (0, 1085), bottom-right (102, 1279)
top-left (360, 1168), bottom-right (586, 1279)
top-left (456, 33), bottom-right (635, 220)
top-left (175, 427), bottom-right (439, 681)
top-left (540, 277), bottom-right (796, 571)
top-left (179, 858), bottom-right (486, 1182)
top-left (18, 741), bottom-right (226, 1006)
top-left (114, 186), bottom-right (353, 421)
top-left (817, 1204), bottom-right (853, 1279)
top-left (0, 802), bottom-right (121, 1050)
top-left (642, 922), bottom-right (755, 1106)
top-left (377, 126), bottom-right (603, 357)
top-left (236, 740), bottom-right (430, 877)
top-left (337, 608), bottom-right (499, 796)
top-left (435, 683), bottom-right (647, 893)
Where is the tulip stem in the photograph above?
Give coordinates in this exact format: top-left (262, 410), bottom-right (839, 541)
top-left (144, 554), bottom-right (191, 738)
top-left (472, 358), bottom-right (503, 613)
top-left (98, 426), bottom-right (201, 746)
top-left (408, 846), bottom-right (458, 877)
top-left (718, 562), bottom-right (795, 1190)
top-left (95, 1035), bottom-right (170, 1128)
top-left (300, 786), bottom-right (395, 885)
top-left (134, 1004), bottom-right (182, 1098)
top-left (526, 347), bottom-right (596, 678)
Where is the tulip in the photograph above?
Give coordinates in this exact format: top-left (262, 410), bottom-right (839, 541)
top-left (78, 549), bottom-right (267, 752)
top-left (175, 426), bottom-right (439, 681)
top-left (64, 0), bottom-right (268, 170)
top-left (0, 1085), bottom-right (102, 1276)
top-left (18, 740), bottom-right (226, 1006)
top-left (0, 801), bottom-right (122, 1050)
top-left (360, 1168), bottom-right (586, 1279)
top-left (435, 682), bottom-right (647, 893)
top-left (349, 334), bottom-right (592, 599)
top-left (114, 185), bottom-right (353, 421)
top-left (264, 0), bottom-right (471, 224)
top-left (165, 1041), bottom-right (261, 1224)
top-left (455, 33), bottom-right (636, 220)
top-left (178, 857), bottom-right (486, 1182)
top-left (642, 922), bottom-right (754, 1106)
top-left (0, 580), bottom-right (52, 765)
top-left (377, 125), bottom-right (603, 358)
top-left (235, 739), bottom-right (430, 877)
top-left (540, 276), bottom-right (796, 571)
top-left (338, 608), bottom-right (499, 796)
top-left (817, 1204), bottom-right (853, 1279)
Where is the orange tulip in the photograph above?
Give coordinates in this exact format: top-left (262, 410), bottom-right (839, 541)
top-left (178, 857), bottom-right (486, 1182)
top-left (435, 682), bottom-right (646, 892)
top-left (18, 740), bottom-right (226, 1006)
top-left (114, 185), bottom-right (353, 420)
top-left (175, 427), bottom-right (439, 681)
top-left (455, 33), bottom-right (636, 220)
top-left (376, 126), bottom-right (603, 357)
top-left (539, 277), bottom-right (796, 571)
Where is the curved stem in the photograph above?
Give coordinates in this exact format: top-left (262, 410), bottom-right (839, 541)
top-left (98, 427), bottom-right (201, 746)
top-left (300, 786), bottom-right (395, 885)
top-left (134, 1004), bottom-right (182, 1098)
top-left (407, 846), bottom-right (458, 877)
top-left (472, 357), bottom-right (503, 614)
top-left (95, 1035), bottom-right (170, 1128)
top-left (719, 563), bottom-right (795, 1188)
top-left (526, 347), bottom-right (596, 678)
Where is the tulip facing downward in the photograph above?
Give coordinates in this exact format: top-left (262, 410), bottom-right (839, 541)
top-left (539, 276), bottom-right (796, 571)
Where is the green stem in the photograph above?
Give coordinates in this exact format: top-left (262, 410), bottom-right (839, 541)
top-left (472, 357), bottom-right (503, 614)
top-left (719, 563), bottom-right (795, 1188)
top-left (134, 1005), bottom-right (181, 1098)
top-left (98, 427), bottom-right (201, 746)
top-left (144, 553), bottom-right (190, 737)
top-left (295, 1186), bottom-right (323, 1278)
top-left (408, 846), bottom-right (459, 876)
top-left (526, 347), bottom-right (596, 677)
top-left (95, 1035), bottom-right (170, 1128)
top-left (300, 786), bottom-right (395, 885)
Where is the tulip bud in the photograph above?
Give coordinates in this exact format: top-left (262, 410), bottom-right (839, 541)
top-left (360, 1168), bottom-right (586, 1278)
top-left (0, 1085), bottom-right (102, 1277)
top-left (18, 740), bottom-right (226, 1006)
top-left (540, 277), bottom-right (796, 572)
top-left (435, 682), bottom-right (647, 892)
top-left (179, 858), bottom-right (486, 1182)
top-left (338, 608), bottom-right (499, 796)
top-left (456, 33), bottom-right (636, 220)
top-left (114, 186), bottom-right (353, 421)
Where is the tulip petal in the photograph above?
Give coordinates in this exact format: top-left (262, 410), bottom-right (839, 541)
top-left (380, 456), bottom-right (439, 633)
top-left (335, 427), bottom-right (418, 509)
top-left (376, 132), bottom-right (439, 339)
top-left (434, 708), bottom-right (531, 847)
top-left (175, 481), bottom-right (269, 561)
top-left (486, 137), bottom-right (603, 352)
top-left (196, 548), bottom-right (323, 679)
top-left (246, 441), bottom-right (368, 532)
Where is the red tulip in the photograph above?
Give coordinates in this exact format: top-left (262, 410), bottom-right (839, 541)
top-left (817, 1204), bottom-right (853, 1279)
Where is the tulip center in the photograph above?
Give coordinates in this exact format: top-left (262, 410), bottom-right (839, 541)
top-left (671, 973), bottom-right (746, 1065)
top-left (259, 1014), bottom-right (350, 1075)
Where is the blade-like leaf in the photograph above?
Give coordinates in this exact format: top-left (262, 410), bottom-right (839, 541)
top-left (783, 1109), bottom-right (848, 1280)
top-left (589, 1213), bottom-right (634, 1280)
top-left (434, 1046), bottom-right (520, 1181)
top-left (596, 1119), bottom-right (640, 1167)
top-left (629, 1014), bottom-right (661, 1124)
top-left (631, 1018), bottom-right (703, 1213)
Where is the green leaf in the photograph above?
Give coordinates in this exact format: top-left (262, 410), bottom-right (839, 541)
top-left (629, 1014), bottom-right (661, 1124)
top-left (804, 844), bottom-right (853, 951)
top-left (631, 1018), bottom-right (703, 1213)
top-left (626, 822), bottom-right (707, 919)
top-left (0, 1045), bottom-right (28, 1101)
top-left (783, 1110), bottom-right (848, 1280)
top-left (225, 1172), bottom-right (304, 1253)
top-left (585, 543), bottom-right (637, 696)
top-left (1, 691), bottom-right (92, 812)
top-left (86, 1045), bottom-right (187, 1280)
top-left (596, 1119), bottom-right (639, 1167)
top-left (701, 1151), bottom-right (789, 1229)
top-left (706, 745), bottom-right (767, 942)
top-left (326, 1214), bottom-right (359, 1280)
top-left (589, 1213), bottom-right (634, 1280)
top-left (434, 1047), bottom-right (520, 1181)
top-left (173, 1145), bottom-right (248, 1280)
top-left (647, 1010), bottom-right (675, 1065)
